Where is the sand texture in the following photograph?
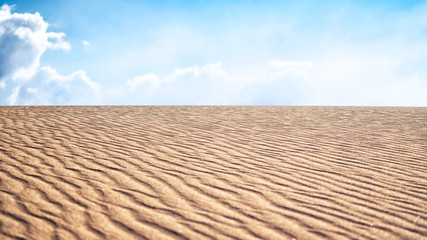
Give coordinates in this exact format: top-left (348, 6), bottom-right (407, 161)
top-left (0, 106), bottom-right (426, 240)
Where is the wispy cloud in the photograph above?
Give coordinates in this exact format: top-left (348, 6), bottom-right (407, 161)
top-left (82, 40), bottom-right (90, 47)
top-left (110, 61), bottom-right (315, 105)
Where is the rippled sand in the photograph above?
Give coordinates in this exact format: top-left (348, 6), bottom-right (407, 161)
top-left (0, 106), bottom-right (426, 239)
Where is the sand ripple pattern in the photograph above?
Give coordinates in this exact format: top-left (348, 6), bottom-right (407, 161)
top-left (0, 106), bottom-right (426, 240)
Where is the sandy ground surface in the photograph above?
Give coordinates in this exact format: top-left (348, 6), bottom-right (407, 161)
top-left (0, 106), bottom-right (426, 240)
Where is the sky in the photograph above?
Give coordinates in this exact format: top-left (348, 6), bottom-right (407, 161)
top-left (0, 0), bottom-right (426, 106)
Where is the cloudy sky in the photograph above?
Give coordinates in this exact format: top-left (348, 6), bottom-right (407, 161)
top-left (1, 0), bottom-right (426, 106)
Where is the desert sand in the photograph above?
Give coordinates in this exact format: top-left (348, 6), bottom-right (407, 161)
top-left (0, 106), bottom-right (426, 239)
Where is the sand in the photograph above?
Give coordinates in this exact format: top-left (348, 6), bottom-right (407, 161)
top-left (0, 106), bottom-right (426, 240)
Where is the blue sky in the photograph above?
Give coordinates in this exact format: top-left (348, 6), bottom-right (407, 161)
top-left (1, 0), bottom-right (426, 105)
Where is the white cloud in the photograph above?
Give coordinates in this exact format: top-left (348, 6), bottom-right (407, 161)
top-left (0, 4), bottom-right (99, 105)
top-left (8, 66), bottom-right (100, 105)
top-left (244, 61), bottom-right (316, 105)
top-left (47, 32), bottom-right (71, 50)
top-left (82, 40), bottom-right (90, 47)
top-left (125, 73), bottom-right (159, 93)
top-left (123, 62), bottom-right (225, 92)
top-left (112, 61), bottom-right (315, 105)
top-left (114, 62), bottom-right (226, 104)
top-left (0, 4), bottom-right (68, 83)
top-left (166, 62), bottom-right (226, 80)
top-left (263, 60), bottom-right (313, 83)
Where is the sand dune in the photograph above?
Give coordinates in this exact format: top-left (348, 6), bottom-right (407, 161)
top-left (0, 106), bottom-right (426, 239)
